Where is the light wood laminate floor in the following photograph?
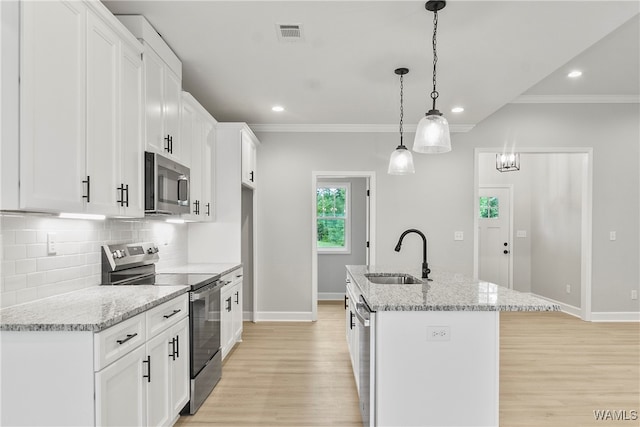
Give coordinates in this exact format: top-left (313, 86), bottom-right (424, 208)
top-left (176, 302), bottom-right (639, 426)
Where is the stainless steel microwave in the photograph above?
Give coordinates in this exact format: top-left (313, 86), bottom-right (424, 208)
top-left (144, 152), bottom-right (190, 215)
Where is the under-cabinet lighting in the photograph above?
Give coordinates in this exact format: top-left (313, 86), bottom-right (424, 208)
top-left (165, 218), bottom-right (186, 224)
top-left (59, 213), bottom-right (106, 220)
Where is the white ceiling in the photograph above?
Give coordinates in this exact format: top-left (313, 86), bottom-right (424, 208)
top-left (102, 1), bottom-right (639, 130)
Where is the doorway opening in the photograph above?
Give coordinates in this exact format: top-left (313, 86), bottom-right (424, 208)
top-left (474, 148), bottom-right (593, 320)
top-left (311, 171), bottom-right (376, 321)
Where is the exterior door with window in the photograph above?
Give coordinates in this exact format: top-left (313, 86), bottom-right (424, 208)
top-left (478, 187), bottom-right (511, 287)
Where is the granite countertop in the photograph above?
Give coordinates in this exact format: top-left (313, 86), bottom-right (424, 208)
top-left (158, 262), bottom-right (242, 277)
top-left (347, 265), bottom-right (561, 312)
top-left (0, 285), bottom-right (188, 332)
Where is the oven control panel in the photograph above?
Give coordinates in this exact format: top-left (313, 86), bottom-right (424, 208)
top-left (102, 242), bottom-right (159, 272)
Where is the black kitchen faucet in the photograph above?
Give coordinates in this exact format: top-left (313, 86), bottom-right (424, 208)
top-left (394, 228), bottom-right (431, 280)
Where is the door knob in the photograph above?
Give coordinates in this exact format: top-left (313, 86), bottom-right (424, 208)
top-left (503, 250), bottom-right (509, 254)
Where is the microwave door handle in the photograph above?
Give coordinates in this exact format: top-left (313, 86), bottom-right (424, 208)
top-left (177, 175), bottom-right (189, 205)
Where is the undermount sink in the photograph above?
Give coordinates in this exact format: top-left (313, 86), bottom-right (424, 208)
top-left (365, 274), bottom-right (422, 284)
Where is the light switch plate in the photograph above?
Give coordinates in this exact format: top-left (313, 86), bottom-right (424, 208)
top-left (47, 232), bottom-right (57, 255)
top-left (609, 231), bottom-right (616, 241)
top-left (454, 231), bottom-right (464, 241)
top-left (516, 230), bottom-right (527, 238)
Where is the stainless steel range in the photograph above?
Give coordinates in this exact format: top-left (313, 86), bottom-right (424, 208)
top-left (101, 242), bottom-right (223, 415)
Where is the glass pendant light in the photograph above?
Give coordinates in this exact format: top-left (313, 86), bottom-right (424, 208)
top-left (388, 68), bottom-right (415, 175)
top-left (413, 1), bottom-right (451, 154)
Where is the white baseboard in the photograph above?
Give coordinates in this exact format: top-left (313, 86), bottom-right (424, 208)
top-left (530, 293), bottom-right (582, 318)
top-left (318, 292), bottom-right (344, 301)
top-left (590, 312), bottom-right (640, 322)
top-left (254, 311), bottom-right (314, 322)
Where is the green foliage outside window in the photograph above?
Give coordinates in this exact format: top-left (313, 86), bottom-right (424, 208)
top-left (479, 196), bottom-right (499, 219)
top-left (317, 187), bottom-right (347, 248)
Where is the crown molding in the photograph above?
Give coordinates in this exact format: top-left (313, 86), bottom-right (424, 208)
top-left (512, 94), bottom-right (640, 104)
top-left (248, 123), bottom-right (475, 133)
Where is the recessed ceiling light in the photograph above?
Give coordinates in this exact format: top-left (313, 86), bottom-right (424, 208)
top-left (272, 105), bottom-right (285, 112)
top-left (567, 70), bottom-right (582, 78)
top-left (451, 107), bottom-right (464, 113)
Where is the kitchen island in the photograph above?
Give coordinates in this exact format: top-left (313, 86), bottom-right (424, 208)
top-left (345, 265), bottom-right (559, 427)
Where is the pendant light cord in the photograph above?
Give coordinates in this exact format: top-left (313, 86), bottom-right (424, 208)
top-left (430, 9), bottom-right (439, 111)
top-left (399, 73), bottom-right (404, 146)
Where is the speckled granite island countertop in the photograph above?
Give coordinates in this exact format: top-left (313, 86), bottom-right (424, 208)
top-left (0, 285), bottom-right (188, 332)
top-left (347, 265), bottom-right (561, 312)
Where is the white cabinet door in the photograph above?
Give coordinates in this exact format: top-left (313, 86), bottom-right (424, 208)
top-left (86, 10), bottom-right (119, 216)
top-left (95, 344), bottom-right (147, 427)
top-left (181, 98), bottom-right (199, 218)
top-left (119, 41), bottom-right (144, 217)
top-left (231, 281), bottom-right (243, 343)
top-left (164, 68), bottom-right (182, 161)
top-left (19, 0), bottom-right (87, 212)
top-left (241, 131), bottom-right (256, 188)
top-left (220, 284), bottom-right (234, 360)
top-left (146, 331), bottom-right (171, 427)
top-left (201, 120), bottom-right (215, 221)
top-left (143, 46), bottom-right (166, 156)
top-left (169, 318), bottom-right (190, 415)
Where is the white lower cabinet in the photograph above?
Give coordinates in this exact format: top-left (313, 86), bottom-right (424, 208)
top-left (0, 294), bottom-right (189, 427)
top-left (95, 345), bottom-right (147, 427)
top-left (220, 268), bottom-right (243, 360)
top-left (94, 297), bottom-right (189, 427)
top-left (345, 274), bottom-right (359, 391)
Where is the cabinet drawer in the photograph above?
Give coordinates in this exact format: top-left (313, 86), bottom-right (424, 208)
top-left (232, 268), bottom-right (243, 286)
top-left (146, 294), bottom-right (189, 338)
top-left (94, 313), bottom-right (146, 371)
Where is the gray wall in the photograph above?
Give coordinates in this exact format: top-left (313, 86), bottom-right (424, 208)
top-left (241, 186), bottom-right (254, 315)
top-left (256, 103), bottom-right (639, 315)
top-left (479, 152), bottom-right (583, 307)
top-left (317, 177), bottom-right (367, 298)
top-left (530, 154), bottom-right (583, 307)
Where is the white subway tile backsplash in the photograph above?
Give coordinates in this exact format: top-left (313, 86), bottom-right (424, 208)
top-left (26, 272), bottom-right (46, 288)
top-left (1, 292), bottom-right (17, 308)
top-left (15, 259), bottom-right (37, 274)
top-left (1, 215), bottom-right (188, 308)
top-left (2, 261), bottom-right (16, 277)
top-left (4, 274), bottom-right (27, 291)
top-left (26, 244), bottom-right (47, 258)
top-left (15, 230), bottom-right (37, 244)
top-left (1, 231), bottom-right (15, 245)
top-left (4, 245), bottom-right (26, 261)
top-left (16, 287), bottom-right (38, 304)
top-left (1, 215), bottom-right (26, 230)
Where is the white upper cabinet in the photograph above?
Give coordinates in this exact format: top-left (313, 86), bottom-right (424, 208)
top-left (118, 41), bottom-right (145, 217)
top-left (86, 9), bottom-right (120, 216)
top-left (181, 92), bottom-right (216, 222)
top-left (241, 130), bottom-right (257, 188)
top-left (117, 16), bottom-right (184, 165)
top-left (16, 1), bottom-right (144, 217)
top-left (19, 0), bottom-right (87, 212)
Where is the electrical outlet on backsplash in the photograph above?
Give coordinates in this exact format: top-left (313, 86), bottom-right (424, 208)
top-left (0, 213), bottom-right (188, 308)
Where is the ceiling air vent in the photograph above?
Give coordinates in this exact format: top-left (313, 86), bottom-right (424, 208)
top-left (277, 24), bottom-right (304, 42)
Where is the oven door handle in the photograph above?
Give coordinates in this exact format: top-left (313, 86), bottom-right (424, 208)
top-left (191, 280), bottom-right (223, 301)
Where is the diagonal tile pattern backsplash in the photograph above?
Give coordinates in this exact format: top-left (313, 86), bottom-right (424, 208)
top-left (0, 214), bottom-right (187, 308)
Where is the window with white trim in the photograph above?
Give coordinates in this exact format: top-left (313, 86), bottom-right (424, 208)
top-left (317, 182), bottom-right (350, 253)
